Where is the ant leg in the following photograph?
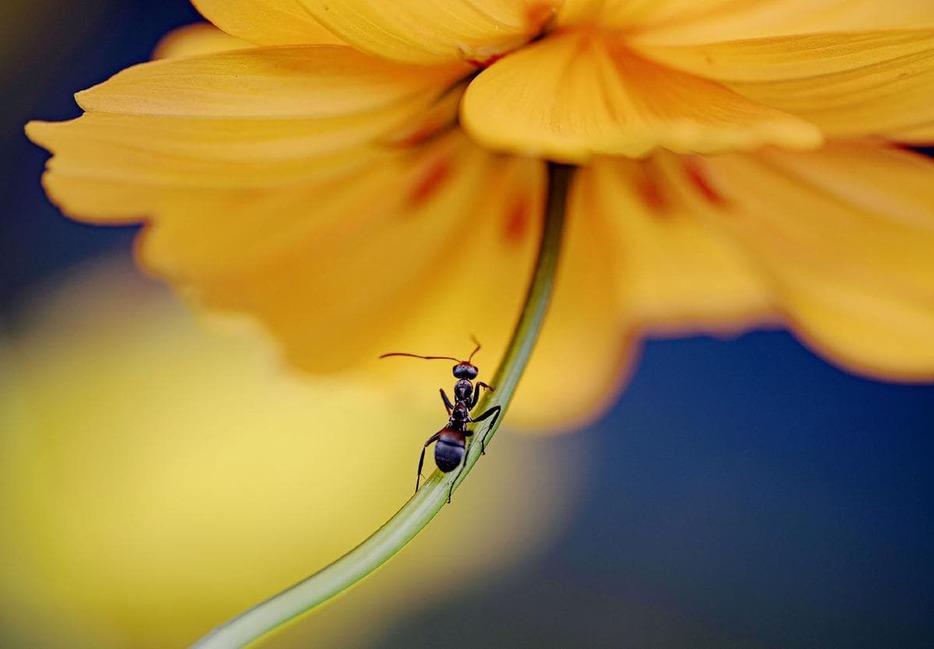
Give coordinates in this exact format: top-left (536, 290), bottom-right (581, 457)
top-left (460, 426), bottom-right (484, 456)
top-left (470, 382), bottom-right (494, 409)
top-left (471, 405), bottom-right (501, 453)
top-left (448, 459), bottom-right (465, 504)
top-left (416, 447), bottom-right (427, 493)
top-left (460, 428), bottom-right (483, 456)
top-left (446, 414), bottom-right (492, 504)
top-left (417, 433), bottom-right (441, 493)
top-left (439, 389), bottom-right (454, 415)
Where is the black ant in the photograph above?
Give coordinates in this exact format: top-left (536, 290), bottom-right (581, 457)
top-left (380, 338), bottom-right (501, 502)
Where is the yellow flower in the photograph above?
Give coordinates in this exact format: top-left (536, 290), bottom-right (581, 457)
top-left (26, 1), bottom-right (934, 430)
top-left (0, 257), bottom-right (583, 649)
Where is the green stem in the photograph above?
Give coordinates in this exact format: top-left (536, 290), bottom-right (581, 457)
top-left (189, 162), bottom-right (574, 649)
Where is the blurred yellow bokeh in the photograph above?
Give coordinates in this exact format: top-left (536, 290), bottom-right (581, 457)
top-left (0, 256), bottom-right (586, 649)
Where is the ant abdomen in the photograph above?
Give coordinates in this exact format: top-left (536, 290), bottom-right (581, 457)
top-left (434, 430), bottom-right (466, 472)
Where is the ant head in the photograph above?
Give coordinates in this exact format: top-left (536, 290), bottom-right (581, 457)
top-left (452, 362), bottom-right (478, 380)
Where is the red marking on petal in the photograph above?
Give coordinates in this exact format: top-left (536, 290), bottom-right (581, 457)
top-left (503, 196), bottom-right (530, 245)
top-left (393, 124), bottom-right (439, 148)
top-left (467, 52), bottom-right (506, 68)
top-left (408, 157), bottom-right (452, 208)
top-left (684, 158), bottom-right (726, 206)
top-left (635, 170), bottom-right (669, 216)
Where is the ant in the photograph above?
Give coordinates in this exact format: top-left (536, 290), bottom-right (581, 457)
top-left (380, 338), bottom-right (501, 502)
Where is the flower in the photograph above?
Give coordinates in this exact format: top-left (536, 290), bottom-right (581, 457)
top-left (0, 256), bottom-right (583, 648)
top-left (26, 1), bottom-right (934, 430)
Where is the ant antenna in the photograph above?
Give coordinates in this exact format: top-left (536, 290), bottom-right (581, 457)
top-left (379, 337), bottom-right (484, 363)
top-left (467, 335), bottom-right (481, 363)
top-left (379, 352), bottom-right (461, 362)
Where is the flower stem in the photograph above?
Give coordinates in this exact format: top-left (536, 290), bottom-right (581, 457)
top-left (188, 163), bottom-right (574, 649)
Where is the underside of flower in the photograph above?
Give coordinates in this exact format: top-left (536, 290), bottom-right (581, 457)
top-left (25, 0), bottom-right (934, 426)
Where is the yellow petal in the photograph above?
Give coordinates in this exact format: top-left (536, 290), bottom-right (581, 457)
top-left (66, 45), bottom-right (469, 118)
top-left (766, 258), bottom-right (934, 383)
top-left (637, 30), bottom-right (934, 140)
top-left (631, 0), bottom-right (934, 46)
top-left (576, 157), bottom-right (775, 335)
top-left (461, 31), bottom-right (822, 163)
top-left (299, 0), bottom-right (554, 64)
top-left (658, 143), bottom-right (934, 381)
top-left (191, 0), bottom-right (344, 46)
top-left (152, 23), bottom-right (254, 59)
top-left (27, 70), bottom-right (468, 193)
top-left (29, 111), bottom-right (413, 190)
top-left (27, 47), bottom-right (470, 194)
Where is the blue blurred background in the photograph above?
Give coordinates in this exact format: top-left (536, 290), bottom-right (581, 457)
top-left (3, 2), bottom-right (932, 647)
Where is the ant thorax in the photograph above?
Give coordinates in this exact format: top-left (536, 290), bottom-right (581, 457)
top-left (453, 378), bottom-right (473, 401)
top-left (450, 402), bottom-right (471, 424)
